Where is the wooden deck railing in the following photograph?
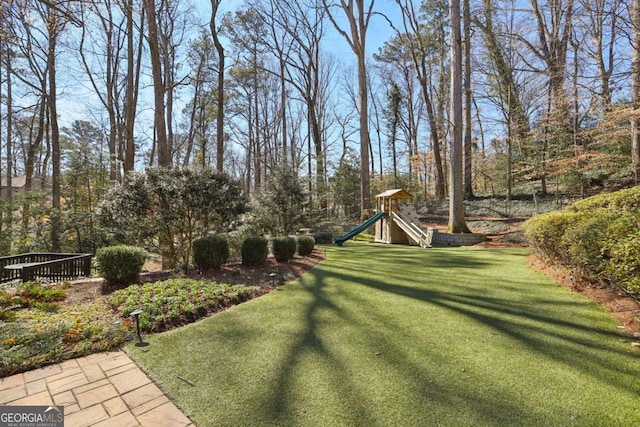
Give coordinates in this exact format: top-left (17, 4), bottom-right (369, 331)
top-left (0, 253), bottom-right (93, 284)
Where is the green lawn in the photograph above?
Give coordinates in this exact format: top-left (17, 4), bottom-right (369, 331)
top-left (126, 243), bottom-right (640, 426)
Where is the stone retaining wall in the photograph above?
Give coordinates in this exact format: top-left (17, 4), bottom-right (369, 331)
top-left (428, 228), bottom-right (487, 247)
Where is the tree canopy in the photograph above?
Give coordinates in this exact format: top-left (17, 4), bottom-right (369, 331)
top-left (0, 0), bottom-right (638, 255)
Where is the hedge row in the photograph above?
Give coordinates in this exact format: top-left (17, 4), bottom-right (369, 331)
top-left (96, 235), bottom-right (318, 289)
top-left (197, 235), bottom-right (317, 270)
top-left (523, 186), bottom-right (640, 295)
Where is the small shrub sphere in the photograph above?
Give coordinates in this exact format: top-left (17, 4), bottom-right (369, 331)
top-left (96, 245), bottom-right (148, 289)
top-left (241, 236), bottom-right (269, 267)
top-left (297, 236), bottom-right (315, 256)
top-left (313, 231), bottom-right (333, 245)
top-left (193, 235), bottom-right (230, 270)
top-left (272, 236), bottom-right (297, 263)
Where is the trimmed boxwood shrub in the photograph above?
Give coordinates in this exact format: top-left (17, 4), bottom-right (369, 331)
top-left (297, 236), bottom-right (315, 256)
top-left (523, 211), bottom-right (582, 263)
top-left (193, 235), bottom-right (230, 270)
top-left (568, 186), bottom-right (640, 214)
top-left (241, 236), bottom-right (269, 267)
top-left (524, 186), bottom-right (640, 296)
top-left (603, 215), bottom-right (640, 294)
top-left (96, 245), bottom-right (148, 289)
top-left (313, 231), bottom-right (333, 245)
top-left (272, 236), bottom-right (297, 262)
top-left (562, 212), bottom-right (617, 280)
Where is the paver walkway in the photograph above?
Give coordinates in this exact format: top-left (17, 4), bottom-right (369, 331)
top-left (0, 350), bottom-right (194, 427)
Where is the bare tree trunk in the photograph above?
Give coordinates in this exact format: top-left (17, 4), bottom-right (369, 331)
top-left (633, 0), bottom-right (640, 183)
top-left (145, 0), bottom-right (170, 167)
top-left (279, 58), bottom-right (288, 162)
top-left (323, 0), bottom-right (374, 217)
top-left (447, 0), bottom-right (471, 234)
top-left (387, 82), bottom-right (401, 187)
top-left (356, 4), bottom-right (372, 216)
top-left (529, 0), bottom-right (574, 130)
top-left (309, 100), bottom-right (325, 208)
top-left (269, 0), bottom-right (331, 210)
top-left (46, 5), bottom-right (61, 252)
top-left (393, 0), bottom-right (447, 199)
top-left (580, 0), bottom-right (618, 108)
top-left (246, 94), bottom-right (254, 197)
top-left (4, 43), bottom-right (13, 252)
top-left (475, 0), bottom-right (530, 156)
top-left (78, 2), bottom-right (117, 181)
top-left (146, 0), bottom-right (172, 266)
top-left (253, 62), bottom-right (261, 189)
top-left (210, 0), bottom-right (225, 172)
top-left (21, 99), bottom-right (46, 240)
top-left (571, 35), bottom-right (584, 197)
top-left (124, 0), bottom-right (143, 175)
top-left (79, 0), bottom-right (141, 180)
top-left (463, 0), bottom-right (473, 198)
top-left (183, 68), bottom-right (201, 167)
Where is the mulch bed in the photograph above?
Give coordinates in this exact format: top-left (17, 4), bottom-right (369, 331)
top-left (61, 251), bottom-right (326, 306)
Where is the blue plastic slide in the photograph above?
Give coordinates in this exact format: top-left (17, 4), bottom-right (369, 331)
top-left (333, 211), bottom-right (387, 246)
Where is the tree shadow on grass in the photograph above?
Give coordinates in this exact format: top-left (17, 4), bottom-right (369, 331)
top-left (262, 271), bottom-right (379, 426)
top-left (330, 268), bottom-right (639, 390)
top-left (260, 248), bottom-right (640, 425)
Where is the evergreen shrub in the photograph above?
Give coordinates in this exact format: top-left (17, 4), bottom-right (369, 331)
top-left (523, 186), bottom-right (640, 295)
top-left (297, 236), bottom-right (315, 256)
top-left (223, 226), bottom-right (258, 262)
top-left (241, 236), bottom-right (269, 267)
top-left (603, 215), bottom-right (640, 294)
top-left (272, 236), bottom-right (297, 262)
top-left (313, 231), bottom-right (333, 245)
top-left (523, 211), bottom-right (580, 262)
top-left (193, 235), bottom-right (230, 270)
top-left (562, 213), bottom-right (617, 279)
top-left (96, 245), bottom-right (148, 289)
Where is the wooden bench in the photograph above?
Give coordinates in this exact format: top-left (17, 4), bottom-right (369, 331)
top-left (0, 253), bottom-right (92, 284)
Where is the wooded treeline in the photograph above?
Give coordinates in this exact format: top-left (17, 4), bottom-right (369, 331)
top-left (0, 0), bottom-right (639, 253)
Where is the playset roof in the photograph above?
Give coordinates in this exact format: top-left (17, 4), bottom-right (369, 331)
top-left (375, 189), bottom-right (414, 200)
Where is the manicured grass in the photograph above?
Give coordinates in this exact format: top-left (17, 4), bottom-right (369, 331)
top-left (126, 243), bottom-right (640, 426)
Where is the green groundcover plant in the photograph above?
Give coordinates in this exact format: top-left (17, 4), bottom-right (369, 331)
top-left (0, 278), bottom-right (264, 377)
top-left (108, 279), bottom-right (262, 332)
top-left (1, 298), bottom-right (131, 377)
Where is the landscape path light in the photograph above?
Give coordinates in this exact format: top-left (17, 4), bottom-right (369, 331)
top-left (130, 309), bottom-right (147, 346)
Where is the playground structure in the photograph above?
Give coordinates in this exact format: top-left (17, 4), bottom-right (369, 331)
top-left (333, 189), bottom-right (431, 248)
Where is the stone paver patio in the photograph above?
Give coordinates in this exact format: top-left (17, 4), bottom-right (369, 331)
top-left (0, 351), bottom-right (194, 427)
